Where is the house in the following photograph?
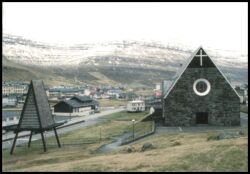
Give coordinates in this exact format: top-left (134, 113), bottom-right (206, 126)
top-left (84, 88), bottom-right (91, 96)
top-left (163, 47), bottom-right (240, 126)
top-left (127, 100), bottom-right (145, 112)
top-left (93, 91), bottom-right (102, 99)
top-left (54, 96), bottom-right (99, 114)
top-left (235, 85), bottom-right (248, 105)
top-left (2, 96), bottom-right (17, 107)
top-left (2, 111), bottom-right (20, 127)
top-left (235, 86), bottom-right (245, 104)
top-left (107, 89), bottom-right (123, 99)
top-left (144, 96), bottom-right (161, 110)
top-left (48, 87), bottom-right (84, 98)
top-left (2, 81), bottom-right (29, 96)
top-left (124, 92), bottom-right (138, 100)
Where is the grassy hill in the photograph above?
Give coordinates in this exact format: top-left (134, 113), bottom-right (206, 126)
top-left (3, 111), bottom-right (248, 172)
top-left (2, 56), bottom-right (84, 87)
top-left (2, 56), bottom-right (175, 88)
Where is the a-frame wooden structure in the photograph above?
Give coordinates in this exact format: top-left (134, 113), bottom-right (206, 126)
top-left (10, 80), bottom-right (62, 154)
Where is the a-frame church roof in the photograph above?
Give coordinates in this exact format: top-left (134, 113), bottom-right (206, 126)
top-left (10, 80), bottom-right (63, 154)
top-left (18, 80), bottom-right (56, 131)
top-left (163, 46), bottom-right (240, 99)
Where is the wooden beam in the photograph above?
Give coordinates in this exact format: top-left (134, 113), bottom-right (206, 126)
top-left (33, 80), bottom-right (47, 152)
top-left (40, 131), bottom-right (47, 152)
top-left (28, 131), bottom-right (33, 148)
top-left (10, 131), bottom-right (19, 155)
top-left (53, 127), bottom-right (61, 148)
top-left (10, 81), bottom-right (33, 154)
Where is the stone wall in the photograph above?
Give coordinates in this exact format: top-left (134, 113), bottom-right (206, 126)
top-left (163, 67), bottom-right (240, 126)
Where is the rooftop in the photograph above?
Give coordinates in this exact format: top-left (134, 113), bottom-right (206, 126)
top-left (129, 100), bottom-right (144, 103)
top-left (57, 96), bottom-right (99, 108)
top-left (49, 88), bottom-right (84, 93)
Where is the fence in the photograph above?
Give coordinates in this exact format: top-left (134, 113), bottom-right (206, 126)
top-left (30, 137), bottom-right (101, 147)
top-left (121, 121), bottom-right (156, 145)
top-left (5, 111), bottom-right (156, 149)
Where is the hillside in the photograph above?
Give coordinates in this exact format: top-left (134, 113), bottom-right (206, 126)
top-left (2, 111), bottom-right (248, 172)
top-left (2, 34), bottom-right (248, 87)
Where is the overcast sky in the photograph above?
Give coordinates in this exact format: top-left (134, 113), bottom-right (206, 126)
top-left (3, 2), bottom-right (248, 53)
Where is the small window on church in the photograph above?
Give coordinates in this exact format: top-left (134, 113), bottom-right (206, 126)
top-left (193, 78), bottom-right (211, 96)
top-left (196, 81), bottom-right (207, 93)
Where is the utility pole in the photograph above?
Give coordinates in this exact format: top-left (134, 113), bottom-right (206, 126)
top-left (132, 119), bottom-right (135, 141)
top-left (99, 126), bottom-right (102, 143)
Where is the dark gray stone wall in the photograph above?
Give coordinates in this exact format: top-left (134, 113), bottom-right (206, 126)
top-left (163, 67), bottom-right (240, 126)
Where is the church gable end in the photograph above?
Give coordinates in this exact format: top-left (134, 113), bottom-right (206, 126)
top-left (163, 47), bottom-right (240, 126)
top-left (187, 48), bottom-right (216, 68)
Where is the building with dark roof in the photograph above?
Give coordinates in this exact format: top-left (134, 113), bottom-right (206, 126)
top-left (54, 96), bottom-right (99, 113)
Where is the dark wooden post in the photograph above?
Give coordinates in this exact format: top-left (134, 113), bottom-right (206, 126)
top-left (28, 131), bottom-right (33, 148)
top-left (133, 122), bottom-right (135, 140)
top-left (132, 119), bottom-right (135, 141)
top-left (40, 131), bottom-right (47, 152)
top-left (53, 127), bottom-right (61, 148)
top-left (99, 126), bottom-right (102, 143)
top-left (10, 131), bottom-right (19, 155)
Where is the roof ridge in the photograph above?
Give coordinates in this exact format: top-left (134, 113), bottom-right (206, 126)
top-left (163, 47), bottom-right (201, 99)
top-left (163, 47), bottom-right (240, 99)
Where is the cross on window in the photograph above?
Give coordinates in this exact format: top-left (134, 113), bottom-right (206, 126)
top-left (195, 49), bottom-right (207, 66)
top-left (197, 81), bottom-right (207, 93)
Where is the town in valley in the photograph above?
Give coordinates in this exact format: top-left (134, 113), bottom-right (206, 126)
top-left (2, 2), bottom-right (248, 172)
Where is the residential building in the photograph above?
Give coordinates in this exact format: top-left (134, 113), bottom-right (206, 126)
top-left (2, 96), bottom-right (17, 107)
top-left (54, 96), bottom-right (99, 114)
top-left (2, 81), bottom-right (28, 96)
top-left (127, 100), bottom-right (145, 112)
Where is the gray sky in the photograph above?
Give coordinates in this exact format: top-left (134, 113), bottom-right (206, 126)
top-left (3, 2), bottom-right (248, 53)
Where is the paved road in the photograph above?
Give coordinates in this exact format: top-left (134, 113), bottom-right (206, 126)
top-left (2, 108), bottom-right (125, 150)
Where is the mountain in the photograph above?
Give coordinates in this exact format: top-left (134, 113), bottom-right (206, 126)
top-left (2, 34), bottom-right (248, 87)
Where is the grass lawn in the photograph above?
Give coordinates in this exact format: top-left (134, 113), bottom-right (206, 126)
top-left (3, 111), bottom-right (152, 171)
top-left (2, 111), bottom-right (248, 172)
top-left (25, 111), bottom-right (150, 146)
top-left (104, 110), bottom-right (149, 121)
top-left (98, 99), bottom-right (128, 107)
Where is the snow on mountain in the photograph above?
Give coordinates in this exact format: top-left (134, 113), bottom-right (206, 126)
top-left (2, 33), bottom-right (248, 87)
top-left (3, 33), bottom-right (247, 69)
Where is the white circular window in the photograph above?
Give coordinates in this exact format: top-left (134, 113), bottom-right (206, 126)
top-left (193, 78), bottom-right (211, 96)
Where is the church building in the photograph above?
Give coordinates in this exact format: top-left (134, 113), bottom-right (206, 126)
top-left (162, 47), bottom-right (240, 126)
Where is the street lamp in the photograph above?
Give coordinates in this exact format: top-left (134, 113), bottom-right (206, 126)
top-left (132, 119), bottom-right (135, 141)
top-left (99, 126), bottom-right (102, 143)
